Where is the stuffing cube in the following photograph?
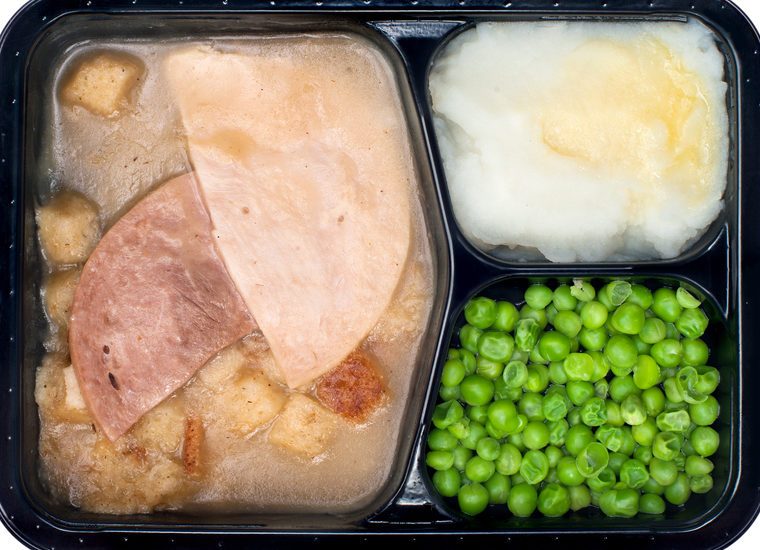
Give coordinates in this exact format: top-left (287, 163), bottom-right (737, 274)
top-left (35, 356), bottom-right (92, 425)
top-left (131, 397), bottom-right (185, 455)
top-left (269, 393), bottom-right (338, 459)
top-left (214, 369), bottom-right (286, 436)
top-left (195, 344), bottom-right (247, 391)
top-left (37, 191), bottom-right (100, 265)
top-left (60, 52), bottom-right (143, 117)
top-left (43, 268), bottom-right (81, 328)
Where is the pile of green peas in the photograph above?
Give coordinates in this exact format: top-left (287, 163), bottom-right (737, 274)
top-left (426, 279), bottom-right (721, 518)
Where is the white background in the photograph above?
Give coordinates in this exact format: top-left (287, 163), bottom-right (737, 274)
top-left (1, 0), bottom-right (758, 548)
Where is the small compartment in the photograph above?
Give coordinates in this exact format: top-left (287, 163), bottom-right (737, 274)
top-left (420, 275), bottom-right (737, 530)
top-left (424, 15), bottom-right (739, 266)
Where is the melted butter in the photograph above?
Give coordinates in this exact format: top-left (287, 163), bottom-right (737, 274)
top-left (540, 36), bottom-right (718, 208)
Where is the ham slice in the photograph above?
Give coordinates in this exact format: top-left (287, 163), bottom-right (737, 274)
top-left (164, 43), bottom-right (413, 388)
top-left (69, 173), bottom-right (255, 441)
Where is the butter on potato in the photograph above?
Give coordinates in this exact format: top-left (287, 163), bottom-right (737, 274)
top-left (43, 268), bottom-right (81, 328)
top-left (269, 394), bottom-right (339, 459)
top-left (60, 52), bottom-right (143, 117)
top-left (37, 190), bottom-right (100, 265)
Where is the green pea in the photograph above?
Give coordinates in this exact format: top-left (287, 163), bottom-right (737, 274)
top-left (546, 304), bottom-right (558, 324)
top-left (551, 284), bottom-right (578, 311)
top-left (587, 467), bottom-right (616, 492)
top-left (515, 318), bottom-right (541, 352)
top-left (580, 300), bottom-right (609, 330)
top-left (426, 450), bottom-right (454, 471)
top-left (589, 351), bottom-right (610, 382)
top-left (641, 476), bottom-right (666, 496)
top-left (681, 338), bottom-right (709, 367)
top-left (642, 387), bottom-right (666, 416)
top-left (543, 391), bottom-right (569, 423)
top-left (548, 361), bottom-right (568, 385)
top-left (432, 400), bottom-right (464, 430)
top-left (567, 406), bottom-right (582, 426)
top-left (525, 284), bottom-right (553, 310)
top-left (663, 377), bottom-right (685, 404)
top-left (487, 399), bottom-right (518, 433)
top-left (689, 396), bottom-right (720, 426)
top-left (600, 488), bottom-right (639, 518)
top-left (538, 331), bottom-right (571, 362)
top-left (563, 352), bottom-right (595, 382)
top-left (432, 467), bottom-right (461, 498)
top-left (633, 355), bottom-right (661, 390)
top-left (476, 437), bottom-right (501, 461)
top-left (567, 380), bottom-right (595, 406)
top-left (554, 310), bottom-right (582, 338)
top-left (452, 446), bottom-right (473, 471)
top-left (459, 324), bottom-right (483, 354)
top-left (652, 432), bottom-right (683, 461)
top-left (605, 335), bottom-right (638, 371)
top-left (576, 442), bottom-right (609, 478)
top-left (523, 421), bottom-right (550, 450)
top-left (676, 308), bottom-right (709, 339)
top-left (468, 404), bottom-right (488, 424)
top-left (569, 485), bottom-right (592, 511)
top-left (465, 455), bottom-right (495, 483)
top-left (448, 417), bottom-right (471, 440)
top-left (632, 335), bottom-right (651, 355)
top-left (665, 322), bottom-right (680, 340)
top-left (525, 364), bottom-right (550, 393)
top-left (508, 483), bottom-right (538, 517)
top-left (606, 281), bottom-right (633, 307)
top-left (481, 471), bottom-right (509, 505)
top-left (605, 400), bottom-right (624, 427)
top-left (620, 458), bottom-right (649, 489)
top-left (495, 443), bottom-right (522, 476)
top-left (464, 297), bottom-right (497, 329)
top-left (595, 380), bottom-right (609, 401)
top-left (632, 417), bottom-right (658, 447)
top-left (664, 473), bottom-right (691, 505)
top-left (652, 288), bottom-right (682, 323)
top-left (458, 482), bottom-right (490, 516)
top-left (608, 452), bottom-right (629, 475)
top-left (695, 366), bottom-right (720, 395)
top-left (520, 450), bottom-right (549, 485)
top-left (557, 456), bottom-right (584, 487)
top-left (494, 301), bottom-right (520, 333)
top-left (476, 356), bottom-right (504, 380)
top-left (609, 375), bottom-right (640, 403)
top-left (656, 410), bottom-right (691, 433)
top-left (689, 474), bottom-right (714, 494)
top-left (651, 339), bottom-right (683, 369)
top-left (634, 445), bottom-right (653, 465)
top-left (676, 287), bottom-right (702, 309)
top-left (519, 392), bottom-right (545, 421)
top-left (460, 421), bottom-right (487, 450)
top-left (439, 384), bottom-right (460, 402)
top-left (690, 426), bottom-right (719, 457)
top-left (538, 483), bottom-right (571, 517)
top-left (621, 394), bottom-right (647, 426)
top-left (617, 427), bottom-right (636, 456)
top-left (639, 493), bottom-right (666, 514)
top-left (478, 331), bottom-right (514, 363)
top-left (570, 280), bottom-right (596, 302)
top-left (548, 419), bottom-right (569, 447)
top-left (520, 305), bottom-right (548, 329)
top-left (460, 375), bottom-right (494, 406)
top-left (578, 327), bottom-right (608, 352)
top-left (595, 425), bottom-right (624, 452)
top-left (627, 284), bottom-right (654, 310)
top-left (503, 360), bottom-right (528, 389)
top-left (685, 455), bottom-right (714, 476)
top-left (639, 317), bottom-right (667, 344)
top-left (441, 359), bottom-right (466, 387)
top-left (611, 303), bottom-right (646, 335)
top-left (545, 445), bottom-right (564, 468)
top-left (428, 429), bottom-right (458, 451)
top-left (580, 396), bottom-right (607, 427)
top-left (675, 366), bottom-right (707, 405)
top-left (565, 424), bottom-right (594, 456)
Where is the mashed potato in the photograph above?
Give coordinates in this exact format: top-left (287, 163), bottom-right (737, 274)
top-left (430, 20), bottom-right (729, 262)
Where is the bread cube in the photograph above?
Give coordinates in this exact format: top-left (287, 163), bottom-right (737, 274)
top-left (43, 268), bottom-right (81, 328)
top-left (37, 191), bottom-right (100, 265)
top-left (215, 370), bottom-right (286, 436)
top-left (35, 356), bottom-right (92, 424)
top-left (269, 394), bottom-right (338, 459)
top-left (131, 397), bottom-right (185, 454)
top-left (196, 344), bottom-right (247, 391)
top-left (60, 52), bottom-right (143, 117)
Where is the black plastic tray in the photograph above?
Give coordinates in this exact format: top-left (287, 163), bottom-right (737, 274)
top-left (2, 1), bottom-right (759, 549)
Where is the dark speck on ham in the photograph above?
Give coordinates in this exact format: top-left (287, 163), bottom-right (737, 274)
top-left (69, 173), bottom-right (255, 441)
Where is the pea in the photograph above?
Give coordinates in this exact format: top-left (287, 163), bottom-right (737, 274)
top-left (460, 421), bottom-right (487, 450)
top-left (445, 416), bottom-right (469, 439)
top-left (595, 379), bottom-right (610, 400)
top-left (525, 284), bottom-right (553, 310)
top-left (567, 380), bottom-right (595, 406)
top-left (617, 426), bottom-right (636, 456)
top-left (543, 391), bottom-right (569, 423)
top-left (465, 455), bottom-right (495, 483)
top-left (685, 455), bottom-right (714, 477)
top-left (441, 359), bottom-right (466, 387)
top-left (639, 493), bottom-right (666, 514)
top-left (580, 300), bottom-right (609, 329)
top-left (620, 458), bottom-right (649, 489)
top-left (508, 483), bottom-right (538, 517)
top-left (538, 483), bottom-right (571, 517)
top-left (481, 472), bottom-right (509, 505)
top-left (503, 360), bottom-right (528, 388)
top-left (652, 288), bottom-right (682, 323)
top-left (576, 442), bottom-right (609, 478)
top-left (597, 284), bottom-right (615, 311)
top-left (691, 426), bottom-right (719, 457)
top-left (545, 445), bottom-right (564, 468)
top-left (495, 443), bottom-right (523, 476)
top-left (538, 331), bottom-right (571, 362)
top-left (651, 339), bottom-right (684, 369)
top-left (649, 456), bottom-right (679, 486)
top-left (656, 410), bottom-right (691, 433)
top-left (548, 361), bottom-right (568, 385)
top-left (606, 281), bottom-right (633, 307)
top-left (478, 331), bottom-right (514, 363)
top-left (632, 417), bottom-right (658, 447)
top-left (652, 431), bottom-right (683, 461)
top-left (432, 468), bottom-right (461, 497)
top-left (520, 450), bottom-right (549, 485)
top-left (580, 396), bottom-right (608, 427)
top-left (486, 399), bottom-right (518, 433)
top-left (589, 351), bottom-right (610, 382)
top-left (663, 377), bottom-right (685, 404)
top-left (563, 353), bottom-right (594, 382)
top-left (565, 425), bottom-right (594, 457)
top-left (567, 406), bottom-right (582, 426)
top-left (523, 421), bottom-right (550, 450)
top-left (460, 375), bottom-right (494, 406)
top-left (588, 467), bottom-right (616, 492)
top-left (520, 305), bottom-right (548, 330)
top-left (515, 318), bottom-right (541, 352)
top-left (525, 364), bottom-right (550, 393)
top-left (605, 400), bottom-right (624, 427)
top-left (452, 446), bottom-right (473, 471)
top-left (548, 419), bottom-right (569, 447)
top-left (493, 301), bottom-right (519, 333)
top-left (476, 437), bottom-right (501, 461)
top-left (664, 473), bottom-right (691, 505)
top-left (476, 356), bottom-right (504, 380)
top-left (578, 327), bottom-right (608, 352)
top-left (633, 355), bottom-right (661, 390)
top-left (600, 488), bottom-right (639, 518)
top-left (633, 445), bottom-right (653, 465)
top-left (426, 450), bottom-right (454, 471)
top-left (557, 455), bottom-right (585, 487)
top-left (689, 474), bottom-right (714, 494)
top-left (611, 303), bottom-right (646, 335)
top-left (428, 428), bottom-right (458, 451)
top-left (595, 425), bottom-right (624, 452)
top-left (632, 335), bottom-right (651, 355)
top-left (627, 284), bottom-right (654, 310)
top-left (554, 310), bottom-right (582, 338)
top-left (551, 284), bottom-right (578, 311)
top-left (676, 308), bottom-right (708, 339)
top-left (639, 317), bottom-right (667, 345)
top-left (609, 375), bottom-right (639, 403)
top-left (570, 279), bottom-right (596, 302)
top-left (641, 477), bottom-right (665, 496)
top-left (642, 387), bottom-right (666, 416)
top-left (432, 400), bottom-right (464, 430)
top-left (676, 287), bottom-right (702, 309)
top-left (439, 384), bottom-right (461, 402)
top-left (665, 322), bottom-right (680, 340)
top-left (689, 396), bottom-right (720, 426)
top-left (458, 482), bottom-right (490, 516)
top-left (695, 366), bottom-right (720, 395)
top-left (605, 335), bottom-right (638, 371)
top-left (464, 297), bottom-right (497, 329)
top-left (681, 338), bottom-right (709, 367)
top-left (568, 485), bottom-right (592, 511)
top-left (468, 404), bottom-right (488, 424)
top-left (519, 392), bottom-right (545, 421)
top-left (459, 324), bottom-right (483, 354)
top-left (621, 394), bottom-right (646, 426)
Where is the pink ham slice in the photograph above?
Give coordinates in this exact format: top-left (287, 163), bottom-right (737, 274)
top-left (164, 44), bottom-right (413, 388)
top-left (69, 173), bottom-right (255, 441)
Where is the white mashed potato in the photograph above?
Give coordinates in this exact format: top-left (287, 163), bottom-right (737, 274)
top-left (430, 20), bottom-right (729, 262)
